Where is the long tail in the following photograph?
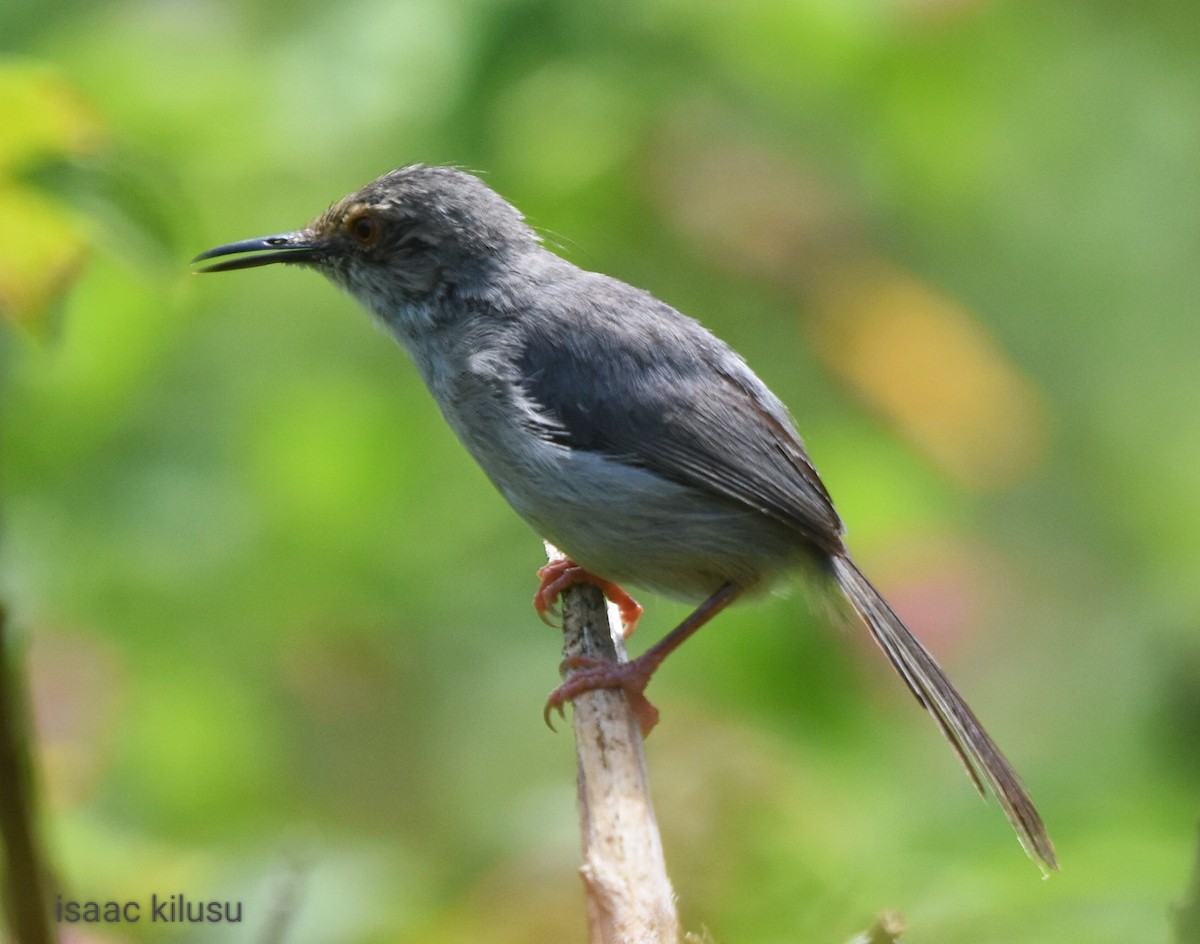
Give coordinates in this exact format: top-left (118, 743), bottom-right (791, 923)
top-left (831, 554), bottom-right (1057, 872)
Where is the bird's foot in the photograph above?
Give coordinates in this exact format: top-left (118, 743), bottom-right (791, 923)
top-left (543, 654), bottom-right (660, 736)
top-left (533, 558), bottom-right (643, 637)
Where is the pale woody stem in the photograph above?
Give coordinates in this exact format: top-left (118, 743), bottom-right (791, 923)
top-left (548, 546), bottom-right (680, 944)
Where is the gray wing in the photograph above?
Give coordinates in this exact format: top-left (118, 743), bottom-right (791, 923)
top-left (514, 279), bottom-right (844, 554)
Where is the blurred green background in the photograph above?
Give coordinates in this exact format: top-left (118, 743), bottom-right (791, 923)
top-left (2, 0), bottom-right (1199, 941)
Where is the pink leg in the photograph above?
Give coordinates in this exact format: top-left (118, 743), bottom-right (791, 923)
top-left (534, 558), bottom-right (644, 637)
top-left (545, 582), bottom-right (743, 736)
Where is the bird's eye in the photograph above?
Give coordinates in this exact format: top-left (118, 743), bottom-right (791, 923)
top-left (347, 214), bottom-right (381, 246)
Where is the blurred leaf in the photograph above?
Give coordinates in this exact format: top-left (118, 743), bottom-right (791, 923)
top-left (1176, 825), bottom-right (1200, 944)
top-left (811, 262), bottom-right (1049, 490)
top-left (0, 60), bottom-right (181, 332)
top-left (0, 60), bottom-right (106, 171)
top-left (0, 60), bottom-right (106, 330)
top-left (844, 910), bottom-right (906, 944)
top-left (0, 184), bottom-right (90, 331)
top-left (22, 152), bottom-right (189, 271)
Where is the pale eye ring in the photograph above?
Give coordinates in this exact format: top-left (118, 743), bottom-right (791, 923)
top-left (348, 214), bottom-right (381, 246)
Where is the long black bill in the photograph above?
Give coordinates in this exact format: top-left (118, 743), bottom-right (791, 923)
top-left (192, 232), bottom-right (318, 273)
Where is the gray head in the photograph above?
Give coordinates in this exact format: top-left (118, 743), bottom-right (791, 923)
top-left (193, 165), bottom-right (541, 317)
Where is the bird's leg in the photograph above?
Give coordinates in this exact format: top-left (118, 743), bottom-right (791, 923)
top-left (534, 558), bottom-right (644, 637)
top-left (544, 582), bottom-right (743, 735)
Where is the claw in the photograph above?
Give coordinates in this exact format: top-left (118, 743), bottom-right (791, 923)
top-left (543, 655), bottom-right (661, 736)
top-left (543, 699), bottom-right (567, 731)
top-left (540, 582), bottom-right (743, 738)
top-left (533, 559), bottom-right (643, 636)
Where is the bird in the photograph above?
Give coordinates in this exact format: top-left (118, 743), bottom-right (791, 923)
top-left (194, 163), bottom-right (1056, 870)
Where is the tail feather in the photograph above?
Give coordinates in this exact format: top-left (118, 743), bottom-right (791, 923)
top-left (831, 554), bottom-right (1057, 872)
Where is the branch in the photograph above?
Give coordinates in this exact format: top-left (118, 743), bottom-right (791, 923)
top-left (0, 604), bottom-right (56, 944)
top-left (551, 549), bottom-right (680, 944)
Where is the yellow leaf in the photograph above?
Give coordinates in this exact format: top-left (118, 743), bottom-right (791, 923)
top-left (0, 59), bottom-right (106, 327)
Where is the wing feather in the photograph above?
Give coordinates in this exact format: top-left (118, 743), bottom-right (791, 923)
top-left (514, 280), bottom-right (843, 553)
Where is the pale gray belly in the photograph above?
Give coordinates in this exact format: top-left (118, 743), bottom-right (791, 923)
top-left (425, 355), bottom-right (812, 601)
top-left (495, 443), bottom-right (811, 602)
